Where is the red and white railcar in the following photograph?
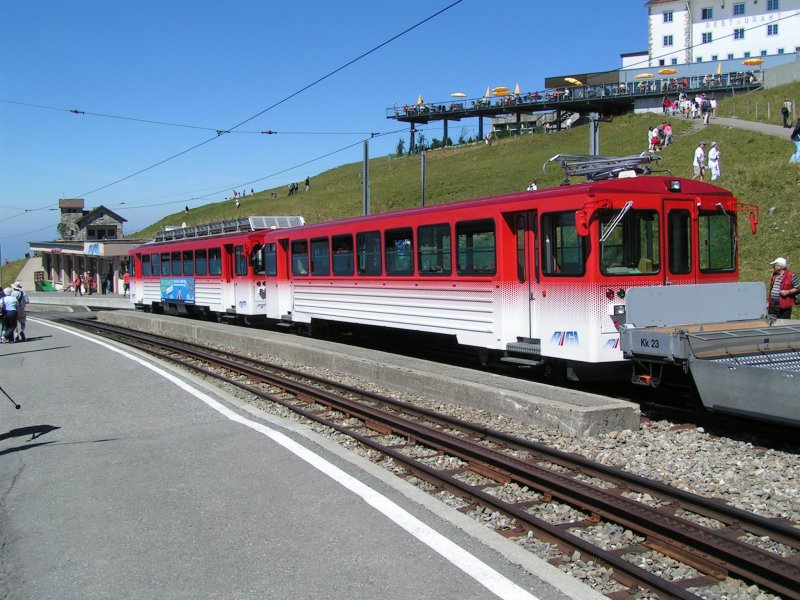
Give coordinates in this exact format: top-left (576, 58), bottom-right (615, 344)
top-left (129, 177), bottom-right (754, 378)
top-left (129, 217), bottom-right (304, 319)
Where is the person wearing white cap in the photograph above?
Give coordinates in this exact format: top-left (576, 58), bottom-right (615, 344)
top-left (708, 142), bottom-right (720, 181)
top-left (767, 257), bottom-right (799, 319)
top-left (10, 281), bottom-right (29, 341)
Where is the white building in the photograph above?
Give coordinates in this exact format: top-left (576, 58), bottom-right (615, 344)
top-left (640, 0), bottom-right (799, 68)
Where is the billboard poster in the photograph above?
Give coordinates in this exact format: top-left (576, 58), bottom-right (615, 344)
top-left (160, 278), bottom-right (195, 303)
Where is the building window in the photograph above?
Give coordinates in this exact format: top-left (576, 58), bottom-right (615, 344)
top-left (733, 3), bottom-right (745, 16)
top-left (702, 32), bottom-right (713, 44)
top-left (696, 57), bottom-right (704, 63)
top-left (711, 54), bottom-right (718, 61)
top-left (778, 48), bottom-right (784, 54)
top-left (727, 53), bottom-right (734, 59)
top-left (761, 50), bottom-right (768, 56)
top-left (767, 24), bottom-right (778, 36)
top-left (734, 28), bottom-right (745, 40)
top-left (767, 0), bottom-right (779, 10)
top-left (701, 7), bottom-right (713, 20)
top-left (663, 35), bottom-right (673, 46)
top-left (671, 58), bottom-right (678, 65)
top-left (663, 11), bottom-right (673, 22)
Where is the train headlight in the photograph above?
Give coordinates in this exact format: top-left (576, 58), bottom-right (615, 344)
top-left (669, 180), bottom-right (681, 192)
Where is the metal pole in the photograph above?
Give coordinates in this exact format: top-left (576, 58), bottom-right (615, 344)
top-left (588, 112), bottom-right (600, 156)
top-left (362, 139), bottom-right (370, 216)
top-left (0, 243), bottom-right (3, 288)
top-left (421, 151), bottom-right (426, 206)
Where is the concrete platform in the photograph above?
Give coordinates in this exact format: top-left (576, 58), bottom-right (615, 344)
top-left (26, 291), bottom-right (132, 310)
top-left (96, 311), bottom-right (640, 438)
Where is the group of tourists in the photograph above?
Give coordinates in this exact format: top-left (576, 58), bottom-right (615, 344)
top-left (0, 281), bottom-right (29, 343)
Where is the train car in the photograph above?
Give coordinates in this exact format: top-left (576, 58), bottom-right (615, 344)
top-left (255, 175), bottom-right (754, 380)
top-left (128, 175), bottom-right (757, 381)
top-left (128, 216), bottom-right (304, 320)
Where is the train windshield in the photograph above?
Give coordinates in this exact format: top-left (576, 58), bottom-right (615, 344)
top-left (599, 209), bottom-right (660, 275)
top-left (698, 211), bottom-right (736, 272)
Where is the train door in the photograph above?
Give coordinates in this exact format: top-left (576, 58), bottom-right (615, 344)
top-left (232, 243), bottom-right (250, 313)
top-left (512, 211), bottom-right (540, 339)
top-left (664, 200), bottom-right (697, 284)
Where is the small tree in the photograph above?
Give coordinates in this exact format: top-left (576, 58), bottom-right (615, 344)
top-left (395, 138), bottom-right (405, 156)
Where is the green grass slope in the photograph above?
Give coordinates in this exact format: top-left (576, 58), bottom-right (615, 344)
top-left (134, 89), bottom-right (800, 287)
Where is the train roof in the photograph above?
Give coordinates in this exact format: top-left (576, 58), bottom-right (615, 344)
top-left (270, 176), bottom-right (737, 235)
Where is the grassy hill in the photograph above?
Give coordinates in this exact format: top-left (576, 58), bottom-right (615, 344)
top-left (134, 84), bottom-right (800, 287)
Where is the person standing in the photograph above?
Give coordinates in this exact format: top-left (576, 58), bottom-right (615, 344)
top-left (790, 118), bottom-right (800, 164)
top-left (10, 281), bottom-right (28, 341)
top-left (782, 99), bottom-right (793, 128)
top-left (708, 142), bottom-right (721, 181)
top-left (767, 257), bottom-right (799, 319)
top-left (692, 141), bottom-right (706, 180)
top-left (123, 271), bottom-right (130, 298)
top-left (1, 287), bottom-right (19, 343)
top-left (304, 177), bottom-right (310, 192)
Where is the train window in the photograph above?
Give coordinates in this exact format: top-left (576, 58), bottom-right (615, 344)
top-left (183, 251), bottom-right (194, 276)
top-left (251, 244), bottom-right (265, 275)
top-left (418, 224), bottom-right (451, 276)
top-left (385, 228), bottom-right (414, 276)
top-left (234, 245), bottom-right (248, 276)
top-left (209, 248), bottom-right (222, 276)
top-left (357, 231), bottom-right (381, 275)
top-left (542, 213), bottom-right (585, 276)
top-left (668, 210), bottom-right (692, 274)
top-left (142, 254), bottom-right (151, 277)
top-left (151, 253), bottom-right (161, 276)
top-left (291, 240), bottom-right (309, 276)
top-left (161, 253), bottom-right (170, 276)
top-left (195, 249), bottom-right (208, 276)
top-left (598, 210), bottom-right (659, 276)
top-left (698, 211), bottom-right (736, 272)
top-left (456, 219), bottom-right (496, 276)
top-left (264, 243), bottom-right (277, 277)
top-left (311, 238), bottom-right (330, 276)
top-left (332, 235), bottom-right (354, 276)
top-left (171, 252), bottom-right (182, 276)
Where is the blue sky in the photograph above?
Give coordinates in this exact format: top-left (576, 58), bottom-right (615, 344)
top-left (0, 1), bottom-right (648, 260)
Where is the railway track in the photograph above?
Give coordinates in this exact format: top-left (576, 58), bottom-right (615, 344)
top-left (64, 317), bottom-right (800, 599)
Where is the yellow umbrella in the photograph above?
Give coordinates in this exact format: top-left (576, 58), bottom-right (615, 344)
top-left (635, 73), bottom-right (655, 79)
top-left (658, 68), bottom-right (676, 75)
top-left (484, 86), bottom-right (490, 98)
top-left (514, 82), bottom-right (520, 95)
top-left (564, 77), bottom-right (583, 86)
top-left (450, 92), bottom-right (466, 98)
top-left (492, 86), bottom-right (510, 96)
top-left (716, 62), bottom-right (722, 75)
top-left (742, 58), bottom-right (764, 66)
top-left (416, 95), bottom-right (423, 105)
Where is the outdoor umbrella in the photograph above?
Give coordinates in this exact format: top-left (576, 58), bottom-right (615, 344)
top-left (492, 86), bottom-right (510, 96)
top-left (514, 83), bottom-right (520, 94)
top-left (450, 92), bottom-right (466, 98)
top-left (417, 95), bottom-right (423, 105)
top-left (657, 68), bottom-right (676, 75)
top-left (635, 73), bottom-right (654, 79)
top-left (742, 58), bottom-right (764, 66)
top-left (565, 77), bottom-right (583, 85)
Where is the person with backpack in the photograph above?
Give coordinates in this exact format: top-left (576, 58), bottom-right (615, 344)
top-left (1, 287), bottom-right (19, 343)
top-left (782, 99), bottom-right (792, 128)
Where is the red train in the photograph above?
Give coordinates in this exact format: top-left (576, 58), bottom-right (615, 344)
top-left (128, 176), bottom-right (754, 380)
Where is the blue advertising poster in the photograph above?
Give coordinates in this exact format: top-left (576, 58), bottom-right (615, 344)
top-left (160, 278), bottom-right (195, 303)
